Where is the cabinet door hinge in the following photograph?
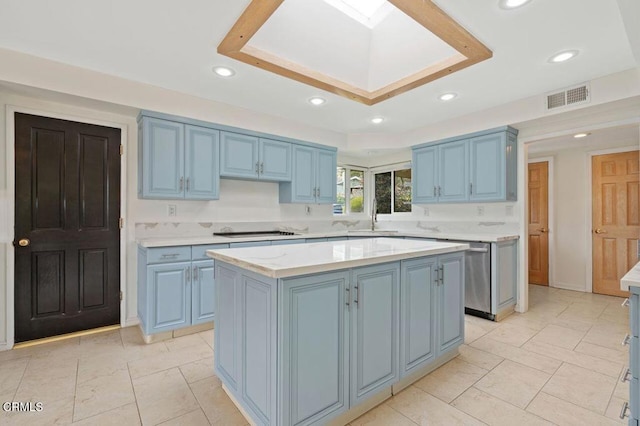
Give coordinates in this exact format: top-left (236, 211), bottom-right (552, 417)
top-left (119, 291), bottom-right (123, 301)
top-left (119, 144), bottom-right (124, 156)
top-left (119, 217), bottom-right (124, 229)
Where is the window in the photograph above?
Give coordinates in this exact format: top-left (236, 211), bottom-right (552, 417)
top-left (374, 168), bottom-right (412, 214)
top-left (335, 166), bottom-right (366, 215)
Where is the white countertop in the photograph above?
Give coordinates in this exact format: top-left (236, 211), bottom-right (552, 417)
top-left (206, 238), bottom-right (469, 278)
top-left (621, 261), bottom-right (640, 291)
top-left (137, 230), bottom-right (518, 247)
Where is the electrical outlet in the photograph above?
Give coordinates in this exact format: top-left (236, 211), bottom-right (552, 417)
top-left (506, 205), bottom-right (514, 216)
top-left (423, 207), bottom-right (429, 216)
top-left (168, 204), bottom-right (177, 217)
top-left (477, 206), bottom-right (485, 216)
top-left (305, 205), bottom-right (311, 215)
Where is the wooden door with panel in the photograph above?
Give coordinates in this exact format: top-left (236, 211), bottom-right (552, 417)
top-left (592, 151), bottom-right (639, 297)
top-left (528, 161), bottom-right (549, 285)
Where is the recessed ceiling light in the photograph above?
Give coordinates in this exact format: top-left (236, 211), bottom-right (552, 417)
top-left (499, 0), bottom-right (532, 9)
top-left (549, 50), bottom-right (579, 63)
top-left (574, 133), bottom-right (590, 138)
top-left (371, 117), bottom-right (384, 124)
top-left (439, 93), bottom-right (457, 101)
top-left (212, 66), bottom-right (235, 77)
top-left (308, 97), bottom-right (326, 106)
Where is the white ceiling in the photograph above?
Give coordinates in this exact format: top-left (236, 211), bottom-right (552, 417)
top-left (0, 0), bottom-right (636, 134)
top-left (527, 124), bottom-right (640, 154)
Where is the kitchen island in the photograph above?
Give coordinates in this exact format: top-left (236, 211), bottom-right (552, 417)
top-left (207, 238), bottom-right (469, 425)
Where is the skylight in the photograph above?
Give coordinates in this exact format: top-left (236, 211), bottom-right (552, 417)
top-left (324, 0), bottom-right (394, 28)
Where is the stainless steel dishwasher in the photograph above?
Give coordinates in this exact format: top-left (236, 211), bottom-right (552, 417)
top-left (464, 242), bottom-right (492, 320)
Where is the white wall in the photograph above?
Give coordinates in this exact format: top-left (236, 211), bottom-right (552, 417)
top-left (528, 129), bottom-right (640, 292)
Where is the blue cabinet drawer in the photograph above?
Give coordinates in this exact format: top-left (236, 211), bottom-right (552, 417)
top-left (146, 246), bottom-right (192, 264)
top-left (631, 378), bottom-right (639, 420)
top-left (270, 239), bottom-right (306, 245)
top-left (632, 337), bottom-right (639, 379)
top-left (306, 238), bottom-right (328, 243)
top-left (192, 243), bottom-right (230, 260)
top-left (631, 294), bottom-right (639, 337)
top-left (229, 241), bottom-right (271, 248)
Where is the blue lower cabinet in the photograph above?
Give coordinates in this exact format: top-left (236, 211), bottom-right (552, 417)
top-left (350, 263), bottom-right (400, 405)
top-left (400, 258), bottom-right (437, 377)
top-left (192, 260), bottom-right (215, 325)
top-left (215, 264), bottom-right (241, 391)
top-left (146, 262), bottom-right (191, 334)
top-left (437, 252), bottom-right (465, 353)
top-left (281, 271), bottom-right (350, 425)
top-left (492, 240), bottom-right (518, 315)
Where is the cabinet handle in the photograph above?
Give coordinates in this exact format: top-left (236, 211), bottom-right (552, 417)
top-left (345, 287), bottom-right (350, 307)
top-left (160, 253), bottom-right (180, 259)
top-left (433, 186), bottom-right (437, 197)
top-left (179, 177), bottom-right (184, 191)
top-left (260, 162), bottom-right (264, 174)
top-left (185, 266), bottom-right (191, 283)
top-left (193, 266), bottom-right (198, 281)
top-left (255, 162), bottom-right (260, 174)
top-left (622, 298), bottom-right (630, 307)
top-left (186, 178), bottom-right (190, 192)
top-left (438, 186), bottom-right (442, 196)
top-left (620, 401), bottom-right (629, 419)
top-left (469, 182), bottom-right (473, 195)
top-left (354, 285), bottom-right (360, 306)
top-left (439, 266), bottom-right (444, 285)
top-left (313, 187), bottom-right (318, 197)
top-left (621, 368), bottom-right (632, 383)
top-left (622, 334), bottom-right (631, 346)
top-left (317, 187), bottom-right (321, 197)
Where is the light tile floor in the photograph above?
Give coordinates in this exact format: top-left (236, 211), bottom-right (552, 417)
top-left (0, 285), bottom-right (630, 425)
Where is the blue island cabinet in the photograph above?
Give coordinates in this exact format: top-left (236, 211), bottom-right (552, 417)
top-left (214, 253), bottom-right (465, 425)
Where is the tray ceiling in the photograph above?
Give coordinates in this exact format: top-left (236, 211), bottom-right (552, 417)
top-left (218, 0), bottom-right (492, 105)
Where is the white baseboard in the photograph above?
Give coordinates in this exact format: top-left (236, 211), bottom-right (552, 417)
top-left (0, 341), bottom-right (12, 352)
top-left (124, 317), bottom-right (140, 327)
top-left (551, 282), bottom-right (587, 292)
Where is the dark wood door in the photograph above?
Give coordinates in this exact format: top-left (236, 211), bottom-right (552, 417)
top-left (14, 113), bottom-right (121, 342)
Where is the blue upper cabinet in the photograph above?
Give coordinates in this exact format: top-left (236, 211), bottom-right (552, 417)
top-left (220, 132), bottom-right (259, 179)
top-left (185, 125), bottom-right (220, 200)
top-left (141, 117), bottom-right (185, 199)
top-left (411, 126), bottom-right (518, 204)
top-left (139, 116), bottom-right (220, 200)
top-left (220, 133), bottom-right (292, 182)
top-left (259, 138), bottom-right (291, 181)
top-left (438, 140), bottom-right (469, 203)
top-left (316, 149), bottom-right (337, 204)
top-left (280, 145), bottom-right (337, 204)
top-left (412, 146), bottom-right (438, 204)
top-left (469, 133), bottom-right (505, 201)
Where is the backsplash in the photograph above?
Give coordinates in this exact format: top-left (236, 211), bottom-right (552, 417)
top-left (135, 219), bottom-right (368, 239)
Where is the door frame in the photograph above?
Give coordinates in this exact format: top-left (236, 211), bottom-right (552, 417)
top-left (4, 104), bottom-right (128, 350)
top-left (585, 146), bottom-right (639, 293)
top-left (527, 157), bottom-right (555, 287)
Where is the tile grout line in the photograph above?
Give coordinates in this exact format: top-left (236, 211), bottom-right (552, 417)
top-left (523, 360), bottom-right (560, 412)
top-left (71, 358), bottom-right (79, 423)
top-left (126, 362), bottom-right (144, 425)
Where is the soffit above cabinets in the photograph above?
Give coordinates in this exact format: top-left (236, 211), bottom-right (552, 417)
top-left (218, 0), bottom-right (492, 105)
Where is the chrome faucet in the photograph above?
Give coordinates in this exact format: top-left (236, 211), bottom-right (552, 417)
top-left (371, 197), bottom-right (377, 231)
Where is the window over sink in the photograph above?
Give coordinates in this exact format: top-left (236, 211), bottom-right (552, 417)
top-left (335, 166), bottom-right (366, 215)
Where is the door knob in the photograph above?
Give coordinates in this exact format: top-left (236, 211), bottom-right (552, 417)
top-left (538, 228), bottom-right (548, 233)
top-left (18, 239), bottom-right (30, 247)
top-left (594, 228), bottom-right (607, 234)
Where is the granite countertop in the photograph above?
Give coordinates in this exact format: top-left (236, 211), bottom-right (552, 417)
top-left (137, 230), bottom-right (519, 247)
top-left (206, 238), bottom-right (470, 278)
top-left (621, 261), bottom-right (640, 291)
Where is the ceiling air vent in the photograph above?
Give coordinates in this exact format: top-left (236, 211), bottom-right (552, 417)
top-left (545, 83), bottom-right (590, 111)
